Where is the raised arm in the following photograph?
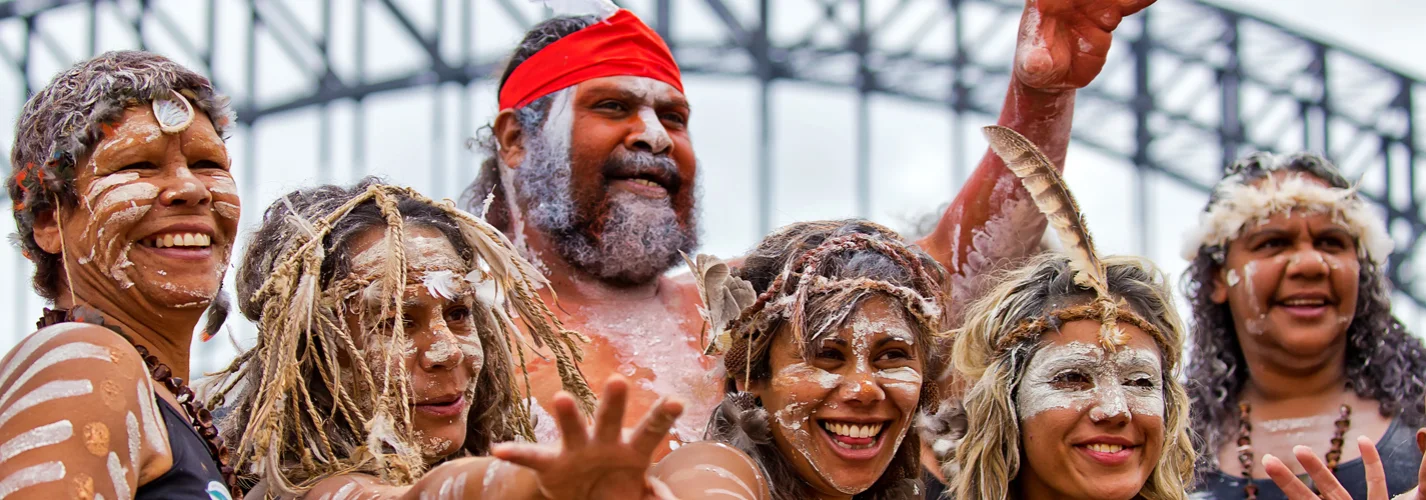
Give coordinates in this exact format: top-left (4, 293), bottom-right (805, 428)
top-left (915, 0), bottom-right (1155, 312)
top-left (0, 323), bottom-right (175, 498)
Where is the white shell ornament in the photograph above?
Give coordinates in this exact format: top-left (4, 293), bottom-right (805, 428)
top-left (152, 92), bottom-right (196, 134)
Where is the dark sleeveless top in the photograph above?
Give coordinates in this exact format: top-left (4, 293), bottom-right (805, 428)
top-left (134, 396), bottom-right (234, 499)
top-left (1191, 416), bottom-right (1422, 499)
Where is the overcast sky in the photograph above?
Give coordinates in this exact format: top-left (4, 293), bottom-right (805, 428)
top-left (0, 0), bottom-right (1421, 376)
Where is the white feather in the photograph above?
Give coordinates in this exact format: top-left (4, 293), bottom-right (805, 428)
top-left (530, 0), bottom-right (618, 18)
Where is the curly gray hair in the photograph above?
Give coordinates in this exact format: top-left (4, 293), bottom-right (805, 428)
top-left (1182, 152), bottom-right (1426, 472)
top-left (7, 50), bottom-right (233, 300)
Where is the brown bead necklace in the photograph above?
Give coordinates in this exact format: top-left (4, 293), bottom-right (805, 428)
top-left (1236, 401), bottom-right (1352, 499)
top-left (37, 306), bottom-right (242, 496)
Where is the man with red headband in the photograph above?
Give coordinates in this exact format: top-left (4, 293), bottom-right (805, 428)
top-left (465, 0), bottom-right (1154, 461)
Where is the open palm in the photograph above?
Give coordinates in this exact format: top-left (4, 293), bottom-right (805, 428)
top-left (1015, 0), bottom-right (1156, 90)
top-left (493, 376), bottom-right (684, 500)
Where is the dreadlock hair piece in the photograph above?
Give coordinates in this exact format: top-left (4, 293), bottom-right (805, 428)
top-left (207, 178), bottom-right (594, 496)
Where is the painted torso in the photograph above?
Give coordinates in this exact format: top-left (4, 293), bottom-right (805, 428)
top-left (522, 274), bottom-right (724, 458)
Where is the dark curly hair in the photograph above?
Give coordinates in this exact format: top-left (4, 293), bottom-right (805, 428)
top-left (1183, 152), bottom-right (1426, 471)
top-left (460, 14), bottom-right (599, 230)
top-left (7, 50), bottom-right (232, 300)
top-left (706, 219), bottom-right (949, 500)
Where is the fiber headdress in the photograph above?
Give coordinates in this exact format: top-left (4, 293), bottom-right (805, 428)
top-left (207, 184), bottom-right (594, 495)
top-left (499, 1), bottom-right (682, 110)
top-left (686, 225), bottom-right (947, 388)
top-left (1180, 152), bottom-right (1393, 266)
top-left (981, 126), bottom-right (1168, 358)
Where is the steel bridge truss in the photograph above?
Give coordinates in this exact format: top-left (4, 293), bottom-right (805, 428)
top-left (0, 0), bottom-right (1422, 308)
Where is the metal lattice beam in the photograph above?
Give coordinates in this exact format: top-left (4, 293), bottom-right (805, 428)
top-left (1, 0), bottom-right (1423, 310)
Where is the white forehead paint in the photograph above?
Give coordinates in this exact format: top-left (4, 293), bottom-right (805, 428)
top-left (1015, 341), bottom-right (1165, 422)
top-left (852, 313), bottom-right (915, 346)
top-left (106, 452), bottom-right (130, 499)
top-left (0, 420), bottom-right (72, 464)
top-left (0, 340), bottom-right (108, 412)
top-left (1226, 269), bottom-right (1240, 287)
top-left (136, 378), bottom-right (169, 455)
top-left (0, 380), bottom-right (93, 431)
top-left (351, 235), bottom-right (464, 275)
top-left (0, 461), bottom-right (66, 497)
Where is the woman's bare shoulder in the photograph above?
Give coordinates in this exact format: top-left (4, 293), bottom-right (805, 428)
top-left (652, 441), bottom-right (769, 500)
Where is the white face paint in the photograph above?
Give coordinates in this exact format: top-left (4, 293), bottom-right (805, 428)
top-left (1016, 341), bottom-right (1165, 422)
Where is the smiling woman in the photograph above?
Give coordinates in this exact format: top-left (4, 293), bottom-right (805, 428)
top-left (1182, 153), bottom-right (1426, 499)
top-left (0, 50), bottom-right (240, 499)
top-left (644, 219), bottom-right (950, 500)
top-left (946, 254), bottom-right (1195, 500)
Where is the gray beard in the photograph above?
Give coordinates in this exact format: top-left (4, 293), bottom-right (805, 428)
top-left (513, 130), bottom-right (698, 285)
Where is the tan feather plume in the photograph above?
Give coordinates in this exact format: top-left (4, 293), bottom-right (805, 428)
top-left (681, 252), bottom-right (757, 354)
top-left (982, 125), bottom-right (1128, 349)
top-left (982, 125), bottom-right (1108, 296)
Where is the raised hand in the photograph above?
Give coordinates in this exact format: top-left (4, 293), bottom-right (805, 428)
top-left (1015, 0), bottom-right (1156, 90)
top-left (1264, 435), bottom-right (1426, 500)
top-left (492, 376), bottom-right (685, 500)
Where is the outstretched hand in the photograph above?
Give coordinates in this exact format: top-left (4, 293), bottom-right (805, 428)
top-left (1265, 435), bottom-right (1426, 500)
top-left (492, 376), bottom-right (685, 500)
top-left (1015, 0), bottom-right (1156, 90)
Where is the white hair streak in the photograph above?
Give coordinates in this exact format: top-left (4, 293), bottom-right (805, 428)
top-left (529, 0), bottom-right (619, 18)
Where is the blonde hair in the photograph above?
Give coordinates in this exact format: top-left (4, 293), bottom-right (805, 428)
top-left (947, 254), bottom-right (1194, 500)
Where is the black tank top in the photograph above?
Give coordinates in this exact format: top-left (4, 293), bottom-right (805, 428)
top-left (1192, 416), bottom-right (1423, 499)
top-left (135, 397), bottom-right (235, 500)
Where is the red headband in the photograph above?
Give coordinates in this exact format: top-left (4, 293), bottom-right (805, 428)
top-left (498, 9), bottom-right (684, 110)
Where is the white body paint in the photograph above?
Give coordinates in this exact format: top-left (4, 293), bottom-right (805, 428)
top-left (330, 481), bottom-right (358, 500)
top-left (1015, 341), bottom-right (1165, 421)
top-left (136, 377), bottom-right (169, 455)
top-left (0, 461), bottom-right (65, 498)
top-left (0, 380), bottom-right (93, 431)
top-left (106, 452), bottom-right (130, 500)
top-left (0, 421), bottom-right (72, 464)
top-left (0, 341), bottom-right (109, 412)
top-left (125, 412), bottom-right (141, 475)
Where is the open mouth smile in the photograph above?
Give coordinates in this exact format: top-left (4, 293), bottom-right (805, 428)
top-left (817, 419), bottom-right (891, 460)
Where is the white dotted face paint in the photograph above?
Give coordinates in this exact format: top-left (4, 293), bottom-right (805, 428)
top-left (1226, 268), bottom-right (1240, 287)
top-left (1015, 341), bottom-right (1165, 422)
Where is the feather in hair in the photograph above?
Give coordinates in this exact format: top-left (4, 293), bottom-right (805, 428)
top-left (680, 252), bottom-right (756, 354)
top-left (981, 125), bottom-right (1107, 296)
top-left (982, 125), bottom-right (1128, 348)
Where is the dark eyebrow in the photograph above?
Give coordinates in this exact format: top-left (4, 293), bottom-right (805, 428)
top-left (589, 86), bottom-right (689, 111)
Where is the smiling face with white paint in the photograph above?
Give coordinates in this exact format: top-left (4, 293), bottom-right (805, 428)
top-left (341, 226), bottom-right (486, 462)
top-left (1210, 171), bottom-right (1360, 362)
top-left (41, 105), bottom-right (237, 311)
top-left (508, 75), bottom-right (698, 284)
top-left (1014, 320), bottom-right (1166, 500)
top-left (749, 295), bottom-right (924, 497)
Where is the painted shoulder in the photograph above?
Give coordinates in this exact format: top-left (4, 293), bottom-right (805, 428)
top-left (652, 441), bottom-right (769, 500)
top-left (0, 322), bottom-right (173, 498)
